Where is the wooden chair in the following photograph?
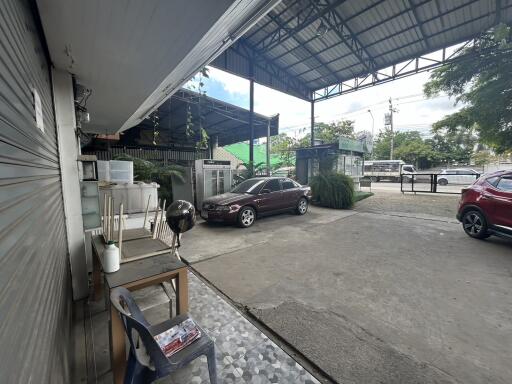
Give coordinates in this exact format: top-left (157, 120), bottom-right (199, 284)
top-left (102, 194), bottom-right (153, 244)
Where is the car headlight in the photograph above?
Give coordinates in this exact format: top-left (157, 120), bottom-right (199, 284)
top-left (215, 205), bottom-right (230, 212)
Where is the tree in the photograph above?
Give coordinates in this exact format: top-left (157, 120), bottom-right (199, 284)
top-left (298, 133), bottom-right (312, 148)
top-left (372, 128), bottom-right (477, 169)
top-left (393, 139), bottom-right (436, 169)
top-left (472, 151), bottom-right (494, 166)
top-left (270, 133), bottom-right (297, 167)
top-left (424, 24), bottom-right (512, 153)
top-left (297, 119), bottom-right (355, 147)
top-left (315, 120), bottom-right (355, 143)
top-left (373, 130), bottom-right (424, 160)
top-left (372, 127), bottom-right (478, 168)
top-left (427, 130), bottom-right (476, 165)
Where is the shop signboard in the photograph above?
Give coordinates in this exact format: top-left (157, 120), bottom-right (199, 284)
top-left (339, 137), bottom-right (364, 153)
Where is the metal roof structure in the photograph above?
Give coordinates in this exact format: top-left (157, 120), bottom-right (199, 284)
top-left (128, 88), bottom-right (279, 147)
top-left (212, 0), bottom-right (512, 101)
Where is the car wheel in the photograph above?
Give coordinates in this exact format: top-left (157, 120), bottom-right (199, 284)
top-left (296, 197), bottom-right (308, 215)
top-left (462, 210), bottom-right (490, 239)
top-left (438, 178), bottom-right (448, 186)
top-left (238, 206), bottom-right (256, 228)
top-left (371, 177), bottom-right (378, 183)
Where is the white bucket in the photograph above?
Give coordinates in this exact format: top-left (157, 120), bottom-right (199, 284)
top-left (103, 241), bottom-right (120, 273)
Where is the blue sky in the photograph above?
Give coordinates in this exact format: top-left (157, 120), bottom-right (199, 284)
top-left (200, 76), bottom-right (250, 109)
top-left (186, 63), bottom-right (461, 141)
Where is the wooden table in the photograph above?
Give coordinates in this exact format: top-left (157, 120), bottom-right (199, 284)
top-left (91, 235), bottom-right (188, 384)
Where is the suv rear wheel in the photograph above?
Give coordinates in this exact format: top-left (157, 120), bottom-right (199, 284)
top-left (462, 210), bottom-right (490, 239)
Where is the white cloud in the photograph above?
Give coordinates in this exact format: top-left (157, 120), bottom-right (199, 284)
top-left (204, 67), bottom-right (462, 140)
top-left (314, 71), bottom-right (461, 137)
top-left (208, 67), bottom-right (248, 95)
top-left (254, 84), bottom-right (310, 139)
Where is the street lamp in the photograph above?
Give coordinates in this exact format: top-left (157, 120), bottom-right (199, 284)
top-left (367, 109), bottom-right (374, 158)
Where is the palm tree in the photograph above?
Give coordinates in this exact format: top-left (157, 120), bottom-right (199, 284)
top-left (113, 154), bottom-right (185, 182)
top-left (233, 161), bottom-right (266, 185)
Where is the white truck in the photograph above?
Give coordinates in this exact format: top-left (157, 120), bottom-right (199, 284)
top-left (364, 160), bottom-right (416, 182)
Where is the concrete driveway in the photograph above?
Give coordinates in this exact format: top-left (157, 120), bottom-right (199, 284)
top-left (180, 194), bottom-right (512, 384)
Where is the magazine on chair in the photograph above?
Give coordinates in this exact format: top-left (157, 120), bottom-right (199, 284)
top-left (154, 318), bottom-right (201, 357)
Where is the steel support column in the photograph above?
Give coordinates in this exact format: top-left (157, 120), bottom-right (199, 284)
top-left (249, 62), bottom-right (255, 166)
top-left (266, 119), bottom-right (271, 176)
top-left (310, 99), bottom-right (315, 146)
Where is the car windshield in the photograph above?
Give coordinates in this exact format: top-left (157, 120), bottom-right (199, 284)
top-left (231, 179), bottom-right (266, 194)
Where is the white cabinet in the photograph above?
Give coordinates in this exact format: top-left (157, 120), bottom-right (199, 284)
top-left (80, 181), bottom-right (101, 230)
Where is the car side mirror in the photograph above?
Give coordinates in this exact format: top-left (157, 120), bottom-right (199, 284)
top-left (260, 189), bottom-right (271, 194)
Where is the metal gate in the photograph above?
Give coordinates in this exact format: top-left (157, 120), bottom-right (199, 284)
top-left (0, 1), bottom-right (71, 382)
top-left (401, 173), bottom-right (480, 194)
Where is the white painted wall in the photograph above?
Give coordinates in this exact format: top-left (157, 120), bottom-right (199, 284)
top-left (53, 68), bottom-right (88, 300)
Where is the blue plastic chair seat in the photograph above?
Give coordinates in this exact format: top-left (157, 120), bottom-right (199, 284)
top-left (110, 287), bottom-right (217, 384)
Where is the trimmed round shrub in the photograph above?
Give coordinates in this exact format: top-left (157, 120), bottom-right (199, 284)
top-left (309, 172), bottom-right (355, 209)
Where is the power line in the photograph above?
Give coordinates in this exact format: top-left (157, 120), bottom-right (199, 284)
top-left (277, 93), bottom-right (452, 134)
top-left (395, 95), bottom-right (451, 107)
top-left (324, 93), bottom-right (451, 120)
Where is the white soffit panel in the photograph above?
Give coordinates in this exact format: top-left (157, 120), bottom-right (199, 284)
top-left (121, 0), bottom-right (281, 132)
top-left (36, 0), bottom-right (280, 134)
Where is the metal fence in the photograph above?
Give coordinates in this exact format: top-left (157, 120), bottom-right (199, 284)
top-left (400, 173), bottom-right (480, 194)
top-left (83, 146), bottom-right (209, 165)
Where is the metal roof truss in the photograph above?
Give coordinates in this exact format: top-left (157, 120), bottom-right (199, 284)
top-left (212, 0), bottom-right (512, 102)
top-left (313, 41), bottom-right (472, 101)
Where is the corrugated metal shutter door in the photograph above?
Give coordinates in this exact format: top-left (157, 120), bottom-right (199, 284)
top-left (0, 0), bottom-right (71, 382)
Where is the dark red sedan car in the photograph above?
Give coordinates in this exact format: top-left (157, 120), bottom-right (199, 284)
top-left (457, 170), bottom-right (512, 239)
top-left (200, 177), bottom-right (312, 227)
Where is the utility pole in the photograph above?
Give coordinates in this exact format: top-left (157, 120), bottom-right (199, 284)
top-left (367, 109), bottom-right (374, 159)
top-left (388, 97), bottom-right (397, 160)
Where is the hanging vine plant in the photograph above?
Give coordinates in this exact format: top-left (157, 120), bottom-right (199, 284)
top-left (185, 104), bottom-right (194, 138)
top-left (150, 110), bottom-right (160, 145)
top-left (186, 67), bottom-right (210, 150)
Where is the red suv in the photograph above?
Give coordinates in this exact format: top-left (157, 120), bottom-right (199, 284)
top-left (457, 170), bottom-right (512, 239)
